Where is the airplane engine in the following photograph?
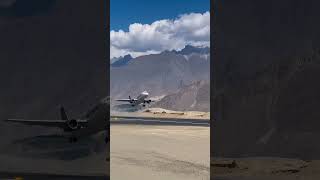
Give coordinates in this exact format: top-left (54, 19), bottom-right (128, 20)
top-left (67, 119), bottom-right (79, 130)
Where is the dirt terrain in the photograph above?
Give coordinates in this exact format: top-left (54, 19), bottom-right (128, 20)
top-left (111, 108), bottom-right (210, 120)
top-left (111, 124), bottom-right (209, 180)
top-left (212, 157), bottom-right (320, 180)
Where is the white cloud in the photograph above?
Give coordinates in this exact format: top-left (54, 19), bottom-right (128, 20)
top-left (110, 11), bottom-right (210, 59)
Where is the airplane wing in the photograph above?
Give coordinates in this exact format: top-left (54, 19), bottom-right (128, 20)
top-left (5, 119), bottom-right (88, 128)
top-left (116, 99), bottom-right (137, 102)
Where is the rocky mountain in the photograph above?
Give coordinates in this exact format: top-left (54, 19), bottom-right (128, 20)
top-left (213, 0), bottom-right (320, 160)
top-left (111, 54), bottom-right (133, 67)
top-left (110, 57), bottom-right (120, 64)
top-left (175, 45), bottom-right (210, 55)
top-left (152, 80), bottom-right (210, 112)
top-left (110, 45), bottom-right (210, 110)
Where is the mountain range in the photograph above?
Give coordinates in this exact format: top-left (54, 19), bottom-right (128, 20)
top-left (110, 45), bottom-right (210, 112)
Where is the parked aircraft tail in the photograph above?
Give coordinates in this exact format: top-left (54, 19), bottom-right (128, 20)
top-left (60, 106), bottom-right (69, 121)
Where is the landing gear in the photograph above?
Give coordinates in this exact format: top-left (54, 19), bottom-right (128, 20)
top-left (69, 137), bottom-right (77, 143)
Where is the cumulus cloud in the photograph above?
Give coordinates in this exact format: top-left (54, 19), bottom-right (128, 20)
top-left (110, 11), bottom-right (210, 58)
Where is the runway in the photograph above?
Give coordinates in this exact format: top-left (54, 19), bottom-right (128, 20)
top-left (110, 118), bottom-right (210, 127)
top-left (111, 124), bottom-right (210, 180)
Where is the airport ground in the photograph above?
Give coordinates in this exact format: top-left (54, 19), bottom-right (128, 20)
top-left (110, 124), bottom-right (210, 180)
top-left (211, 157), bottom-right (320, 180)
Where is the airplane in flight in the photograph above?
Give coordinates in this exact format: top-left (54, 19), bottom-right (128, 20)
top-left (116, 90), bottom-right (155, 107)
top-left (5, 97), bottom-right (110, 144)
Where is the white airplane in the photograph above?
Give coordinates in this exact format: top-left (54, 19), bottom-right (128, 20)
top-left (116, 90), bottom-right (154, 107)
top-left (5, 97), bottom-right (110, 144)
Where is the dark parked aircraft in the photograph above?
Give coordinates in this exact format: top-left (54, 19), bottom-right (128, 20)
top-left (6, 97), bottom-right (110, 144)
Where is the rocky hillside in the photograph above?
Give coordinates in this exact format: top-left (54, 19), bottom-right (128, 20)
top-left (152, 80), bottom-right (210, 112)
top-left (212, 0), bottom-right (320, 160)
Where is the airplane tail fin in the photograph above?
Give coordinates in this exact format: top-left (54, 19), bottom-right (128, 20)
top-left (129, 96), bottom-right (131, 100)
top-left (60, 106), bottom-right (69, 121)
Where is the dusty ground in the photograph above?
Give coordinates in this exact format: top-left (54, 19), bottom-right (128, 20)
top-left (111, 108), bottom-right (210, 120)
top-left (110, 124), bottom-right (210, 180)
top-left (0, 130), bottom-right (109, 177)
top-left (212, 157), bottom-right (320, 180)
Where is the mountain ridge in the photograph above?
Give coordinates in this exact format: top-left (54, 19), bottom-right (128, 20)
top-left (110, 45), bottom-right (210, 66)
top-left (151, 80), bottom-right (210, 112)
top-left (110, 45), bottom-right (210, 111)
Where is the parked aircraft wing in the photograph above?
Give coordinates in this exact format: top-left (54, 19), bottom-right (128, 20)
top-left (5, 119), bottom-right (88, 128)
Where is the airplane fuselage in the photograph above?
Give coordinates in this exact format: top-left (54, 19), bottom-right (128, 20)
top-left (132, 91), bottom-right (149, 106)
top-left (115, 91), bottom-right (152, 107)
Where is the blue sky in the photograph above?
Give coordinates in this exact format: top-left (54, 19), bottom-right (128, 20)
top-left (110, 0), bottom-right (210, 59)
top-left (110, 0), bottom-right (210, 31)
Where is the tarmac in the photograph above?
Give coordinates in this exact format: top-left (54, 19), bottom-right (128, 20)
top-left (110, 118), bottom-right (210, 127)
top-left (110, 123), bottom-right (210, 180)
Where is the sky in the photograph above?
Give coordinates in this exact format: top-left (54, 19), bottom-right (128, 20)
top-left (110, 0), bottom-right (210, 59)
